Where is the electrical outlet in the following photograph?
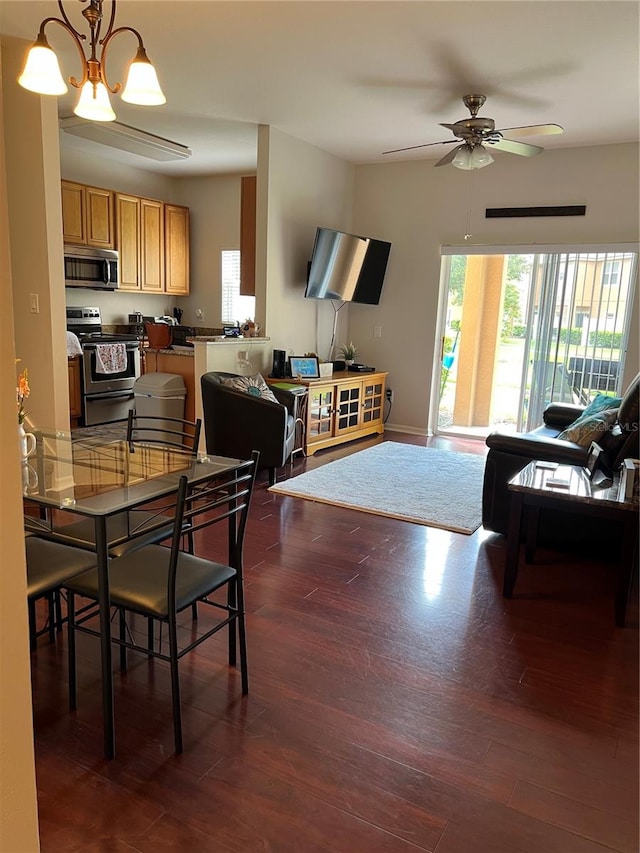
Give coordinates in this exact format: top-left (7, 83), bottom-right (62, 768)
top-left (374, 325), bottom-right (382, 338)
top-left (386, 388), bottom-right (394, 403)
top-left (195, 308), bottom-right (203, 319)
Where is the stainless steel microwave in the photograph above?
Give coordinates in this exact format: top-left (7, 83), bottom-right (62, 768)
top-left (64, 245), bottom-right (119, 290)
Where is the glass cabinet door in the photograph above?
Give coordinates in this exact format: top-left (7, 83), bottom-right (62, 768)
top-left (362, 380), bottom-right (384, 425)
top-left (335, 382), bottom-right (363, 436)
top-left (308, 386), bottom-right (334, 442)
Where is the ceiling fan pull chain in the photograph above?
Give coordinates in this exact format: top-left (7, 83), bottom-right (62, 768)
top-left (464, 172), bottom-right (474, 240)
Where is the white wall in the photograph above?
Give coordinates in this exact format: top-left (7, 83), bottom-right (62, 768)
top-left (173, 173), bottom-right (243, 328)
top-left (258, 125), bottom-right (355, 361)
top-left (351, 142), bottom-right (640, 433)
top-left (3, 36), bottom-right (69, 432)
top-left (0, 38), bottom-right (41, 853)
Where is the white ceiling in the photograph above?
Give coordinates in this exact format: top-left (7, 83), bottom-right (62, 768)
top-left (1, 1), bottom-right (638, 177)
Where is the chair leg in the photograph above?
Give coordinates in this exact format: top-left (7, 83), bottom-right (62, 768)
top-left (67, 591), bottom-right (77, 711)
top-left (235, 579), bottom-right (249, 695)
top-left (227, 584), bottom-right (237, 667)
top-left (268, 468), bottom-right (276, 486)
top-left (168, 616), bottom-right (183, 754)
top-left (54, 589), bottom-right (64, 634)
top-left (119, 608), bottom-right (127, 673)
top-left (47, 593), bottom-right (56, 644)
top-left (28, 599), bottom-right (37, 652)
top-left (147, 617), bottom-right (154, 653)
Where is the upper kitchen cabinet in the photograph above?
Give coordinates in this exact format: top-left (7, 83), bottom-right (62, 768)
top-left (116, 194), bottom-right (169, 293)
top-left (164, 204), bottom-right (190, 295)
top-left (140, 198), bottom-right (165, 293)
top-left (115, 193), bottom-right (140, 290)
top-left (240, 175), bottom-right (256, 296)
top-left (61, 180), bottom-right (115, 249)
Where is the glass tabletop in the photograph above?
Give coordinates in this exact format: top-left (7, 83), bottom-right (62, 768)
top-left (508, 461), bottom-right (631, 509)
top-left (22, 426), bottom-right (245, 517)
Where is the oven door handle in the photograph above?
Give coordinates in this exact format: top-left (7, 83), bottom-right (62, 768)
top-left (86, 391), bottom-right (135, 402)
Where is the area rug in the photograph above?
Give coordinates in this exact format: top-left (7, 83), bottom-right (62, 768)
top-left (269, 441), bottom-right (486, 534)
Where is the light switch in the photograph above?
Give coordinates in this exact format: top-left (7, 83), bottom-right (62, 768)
top-left (374, 325), bottom-right (382, 338)
top-left (29, 293), bottom-right (39, 314)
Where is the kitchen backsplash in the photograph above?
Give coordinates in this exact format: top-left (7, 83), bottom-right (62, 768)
top-left (64, 289), bottom-right (206, 327)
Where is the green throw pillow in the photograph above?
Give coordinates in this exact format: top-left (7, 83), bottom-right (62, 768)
top-left (557, 407), bottom-right (619, 446)
top-left (580, 393), bottom-right (622, 417)
top-left (221, 372), bottom-right (280, 404)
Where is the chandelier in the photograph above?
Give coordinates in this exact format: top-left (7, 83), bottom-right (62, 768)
top-left (18, 0), bottom-right (165, 122)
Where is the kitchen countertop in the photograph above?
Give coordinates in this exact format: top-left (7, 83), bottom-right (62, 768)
top-left (145, 347), bottom-right (195, 357)
top-left (191, 336), bottom-right (270, 343)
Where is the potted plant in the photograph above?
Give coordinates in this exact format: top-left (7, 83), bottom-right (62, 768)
top-left (339, 342), bottom-right (357, 366)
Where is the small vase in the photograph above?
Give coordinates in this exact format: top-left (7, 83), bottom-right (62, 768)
top-left (345, 359), bottom-right (354, 368)
top-left (18, 422), bottom-right (36, 462)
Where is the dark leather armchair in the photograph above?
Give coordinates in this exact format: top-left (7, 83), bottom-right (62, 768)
top-left (483, 372), bottom-right (640, 535)
top-left (201, 371), bottom-right (297, 485)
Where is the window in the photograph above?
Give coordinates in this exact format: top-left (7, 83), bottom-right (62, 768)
top-left (603, 260), bottom-right (621, 287)
top-left (221, 250), bottom-right (255, 324)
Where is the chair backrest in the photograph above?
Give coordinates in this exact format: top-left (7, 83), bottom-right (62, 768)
top-left (601, 371), bottom-right (640, 473)
top-left (127, 409), bottom-right (202, 455)
top-left (166, 450), bottom-right (259, 611)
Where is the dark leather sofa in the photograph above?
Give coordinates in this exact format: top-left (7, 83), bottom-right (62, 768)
top-left (482, 372), bottom-right (640, 536)
top-left (201, 371), bottom-right (297, 485)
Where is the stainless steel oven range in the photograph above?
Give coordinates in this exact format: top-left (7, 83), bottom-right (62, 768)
top-left (67, 306), bottom-right (141, 426)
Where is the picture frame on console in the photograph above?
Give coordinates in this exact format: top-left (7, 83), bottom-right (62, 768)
top-left (289, 356), bottom-right (320, 379)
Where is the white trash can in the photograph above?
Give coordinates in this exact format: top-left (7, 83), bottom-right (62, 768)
top-left (132, 373), bottom-right (187, 444)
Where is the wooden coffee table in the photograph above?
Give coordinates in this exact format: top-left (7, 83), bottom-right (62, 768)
top-left (504, 461), bottom-right (638, 626)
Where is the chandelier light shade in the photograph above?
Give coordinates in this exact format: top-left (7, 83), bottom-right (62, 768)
top-left (452, 143), bottom-right (494, 171)
top-left (75, 80), bottom-right (116, 121)
top-left (17, 0), bottom-right (166, 123)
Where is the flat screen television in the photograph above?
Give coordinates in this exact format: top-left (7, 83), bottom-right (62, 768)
top-left (304, 227), bottom-right (391, 305)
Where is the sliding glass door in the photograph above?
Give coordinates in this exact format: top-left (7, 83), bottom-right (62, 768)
top-left (436, 246), bottom-right (637, 437)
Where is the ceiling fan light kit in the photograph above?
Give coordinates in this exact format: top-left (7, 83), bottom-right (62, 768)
top-left (18, 0), bottom-right (166, 123)
top-left (383, 94), bottom-right (563, 168)
top-left (451, 143), bottom-right (494, 170)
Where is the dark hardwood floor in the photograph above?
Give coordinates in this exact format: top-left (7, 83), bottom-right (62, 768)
top-left (30, 433), bottom-right (638, 852)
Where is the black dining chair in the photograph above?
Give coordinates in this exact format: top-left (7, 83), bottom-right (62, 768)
top-left (25, 535), bottom-right (97, 651)
top-left (47, 413), bottom-right (202, 558)
top-left (126, 409), bottom-right (202, 454)
top-left (64, 450), bottom-right (259, 754)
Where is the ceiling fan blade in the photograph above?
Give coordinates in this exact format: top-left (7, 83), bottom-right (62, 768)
top-left (434, 145), bottom-right (463, 167)
top-left (495, 123), bottom-right (564, 137)
top-left (490, 138), bottom-right (544, 157)
top-left (382, 140), bottom-right (454, 155)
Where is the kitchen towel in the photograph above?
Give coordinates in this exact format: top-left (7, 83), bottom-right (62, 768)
top-left (66, 331), bottom-right (82, 357)
top-left (95, 343), bottom-right (127, 375)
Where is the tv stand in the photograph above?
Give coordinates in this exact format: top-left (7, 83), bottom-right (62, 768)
top-left (280, 370), bottom-right (387, 456)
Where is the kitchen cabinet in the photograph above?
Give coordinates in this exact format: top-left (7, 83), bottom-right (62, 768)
top-left (115, 193), bottom-right (140, 290)
top-left (116, 194), bottom-right (165, 293)
top-left (240, 175), bottom-right (256, 296)
top-left (68, 356), bottom-right (82, 427)
top-left (300, 370), bottom-right (387, 455)
top-left (61, 180), bottom-right (114, 248)
top-left (165, 204), bottom-right (190, 295)
top-left (140, 198), bottom-right (164, 293)
top-left (115, 193), bottom-right (189, 295)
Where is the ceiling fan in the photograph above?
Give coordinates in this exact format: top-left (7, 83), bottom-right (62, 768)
top-left (383, 94), bottom-right (563, 169)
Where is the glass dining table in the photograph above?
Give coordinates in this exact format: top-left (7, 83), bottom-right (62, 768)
top-left (23, 425), bottom-right (249, 759)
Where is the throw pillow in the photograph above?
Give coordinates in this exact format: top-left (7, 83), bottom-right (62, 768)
top-left (557, 407), bottom-right (619, 446)
top-left (580, 392), bottom-right (622, 418)
top-left (221, 372), bottom-right (280, 404)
